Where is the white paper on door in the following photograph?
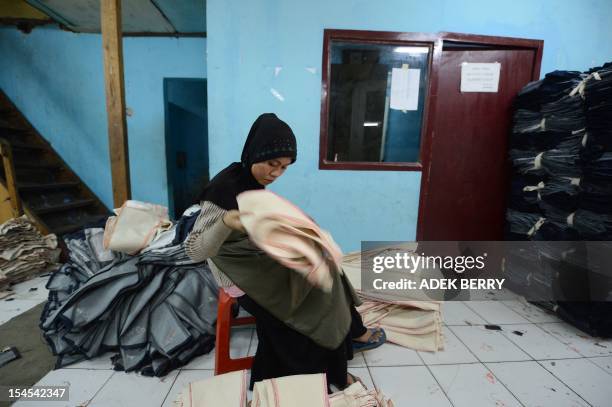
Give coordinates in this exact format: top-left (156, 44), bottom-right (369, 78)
top-left (390, 68), bottom-right (420, 110)
top-left (460, 62), bottom-right (501, 92)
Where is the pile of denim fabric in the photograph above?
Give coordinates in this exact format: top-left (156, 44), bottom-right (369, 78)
top-left (39, 206), bottom-right (220, 376)
top-left (505, 63), bottom-right (612, 336)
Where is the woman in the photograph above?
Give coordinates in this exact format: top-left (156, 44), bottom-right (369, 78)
top-left (185, 113), bottom-right (384, 390)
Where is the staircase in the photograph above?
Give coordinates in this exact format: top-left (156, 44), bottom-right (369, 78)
top-left (0, 90), bottom-right (110, 236)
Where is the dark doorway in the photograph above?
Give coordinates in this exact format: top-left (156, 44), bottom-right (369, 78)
top-left (164, 78), bottom-right (208, 219)
top-left (417, 35), bottom-right (543, 240)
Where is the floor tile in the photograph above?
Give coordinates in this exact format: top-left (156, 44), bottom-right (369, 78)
top-left (418, 327), bottom-right (478, 365)
top-left (88, 370), bottom-right (179, 406)
top-left (363, 342), bottom-right (423, 367)
top-left (9, 276), bottom-right (50, 301)
top-left (348, 352), bottom-right (366, 368)
top-left (12, 368), bottom-right (114, 407)
top-left (486, 361), bottom-right (589, 407)
top-left (369, 366), bottom-right (451, 407)
top-left (441, 301), bottom-right (487, 326)
top-left (464, 301), bottom-right (531, 325)
top-left (450, 325), bottom-right (531, 362)
top-left (469, 287), bottom-right (521, 301)
top-left (538, 322), bottom-right (612, 357)
top-left (63, 352), bottom-right (114, 369)
top-left (430, 363), bottom-right (522, 407)
top-left (182, 349), bottom-right (215, 370)
top-left (162, 370), bottom-right (214, 407)
top-left (230, 327), bottom-right (254, 359)
top-left (248, 329), bottom-right (258, 357)
top-left (588, 356), bottom-right (612, 375)
top-left (540, 358), bottom-right (612, 407)
top-left (501, 324), bottom-right (583, 360)
top-left (0, 298), bottom-right (42, 324)
top-left (502, 300), bottom-right (561, 323)
top-left (347, 366), bottom-right (375, 390)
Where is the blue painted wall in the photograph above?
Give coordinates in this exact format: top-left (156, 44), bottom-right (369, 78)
top-left (207, 0), bottom-right (612, 252)
top-left (0, 25), bottom-right (206, 209)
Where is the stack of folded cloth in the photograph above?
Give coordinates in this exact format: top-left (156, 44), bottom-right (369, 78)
top-left (0, 215), bottom-right (60, 291)
top-left (342, 245), bottom-right (444, 353)
top-left (174, 370), bottom-right (394, 407)
top-left (507, 70), bottom-right (587, 242)
top-left (40, 205), bottom-right (219, 377)
top-left (578, 62), bottom-right (612, 240)
top-left (237, 190), bottom-right (343, 292)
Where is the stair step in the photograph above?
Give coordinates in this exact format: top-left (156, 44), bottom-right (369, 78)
top-left (17, 181), bottom-right (80, 192)
top-left (0, 125), bottom-right (28, 135)
top-left (15, 162), bottom-right (61, 170)
top-left (51, 215), bottom-right (108, 236)
top-left (9, 141), bottom-right (46, 151)
top-left (34, 199), bottom-right (95, 215)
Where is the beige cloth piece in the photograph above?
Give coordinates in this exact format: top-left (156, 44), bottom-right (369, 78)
top-left (103, 200), bottom-right (172, 255)
top-left (343, 246), bottom-right (444, 352)
top-left (237, 190), bottom-right (343, 292)
top-left (175, 371), bottom-right (393, 407)
top-left (252, 373), bottom-right (329, 407)
top-left (174, 369), bottom-right (248, 407)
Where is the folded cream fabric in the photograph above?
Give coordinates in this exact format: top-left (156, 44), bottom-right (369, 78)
top-left (103, 200), bottom-right (172, 255)
top-left (174, 369), bottom-right (248, 407)
top-left (252, 373), bottom-right (328, 407)
top-left (175, 371), bottom-right (394, 407)
top-left (237, 190), bottom-right (343, 292)
top-left (343, 246), bottom-right (444, 352)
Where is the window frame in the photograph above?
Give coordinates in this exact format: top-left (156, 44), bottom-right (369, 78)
top-left (319, 29), bottom-right (439, 171)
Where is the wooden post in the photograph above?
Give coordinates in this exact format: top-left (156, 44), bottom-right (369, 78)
top-left (101, 0), bottom-right (131, 207)
top-left (0, 139), bottom-right (23, 217)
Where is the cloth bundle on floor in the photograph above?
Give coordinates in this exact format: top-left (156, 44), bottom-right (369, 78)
top-left (0, 215), bottom-right (60, 291)
top-left (237, 190), bottom-right (343, 292)
top-left (342, 246), bottom-right (444, 352)
top-left (103, 200), bottom-right (172, 255)
top-left (40, 206), bottom-right (219, 377)
top-left (174, 370), bottom-right (393, 407)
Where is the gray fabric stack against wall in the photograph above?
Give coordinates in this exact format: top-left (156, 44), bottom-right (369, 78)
top-left (0, 215), bottom-right (61, 292)
top-left (40, 206), bottom-right (219, 376)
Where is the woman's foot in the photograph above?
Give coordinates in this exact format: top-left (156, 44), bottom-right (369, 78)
top-left (354, 328), bottom-right (384, 343)
top-left (352, 327), bottom-right (386, 353)
top-left (346, 372), bottom-right (365, 388)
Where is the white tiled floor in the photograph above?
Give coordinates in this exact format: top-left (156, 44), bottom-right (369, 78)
top-left (2, 282), bottom-right (611, 406)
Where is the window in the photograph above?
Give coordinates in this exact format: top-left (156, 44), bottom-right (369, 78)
top-left (319, 30), bottom-right (435, 170)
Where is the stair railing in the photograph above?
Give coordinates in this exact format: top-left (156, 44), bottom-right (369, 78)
top-left (0, 138), bottom-right (23, 218)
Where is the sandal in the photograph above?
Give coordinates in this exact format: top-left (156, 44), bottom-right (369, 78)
top-left (352, 327), bottom-right (386, 353)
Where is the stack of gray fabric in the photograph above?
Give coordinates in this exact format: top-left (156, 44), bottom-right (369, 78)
top-left (40, 207), bottom-right (219, 377)
top-left (0, 215), bottom-right (61, 291)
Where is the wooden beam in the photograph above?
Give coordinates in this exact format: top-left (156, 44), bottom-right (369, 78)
top-left (101, 0), bottom-right (131, 207)
top-left (0, 139), bottom-right (23, 218)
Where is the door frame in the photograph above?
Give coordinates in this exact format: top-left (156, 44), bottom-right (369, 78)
top-left (415, 32), bottom-right (543, 241)
top-left (163, 77), bottom-right (208, 218)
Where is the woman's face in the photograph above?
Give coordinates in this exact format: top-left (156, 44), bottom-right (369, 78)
top-left (251, 157), bottom-right (293, 186)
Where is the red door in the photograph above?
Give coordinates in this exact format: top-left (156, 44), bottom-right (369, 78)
top-left (418, 38), bottom-right (542, 240)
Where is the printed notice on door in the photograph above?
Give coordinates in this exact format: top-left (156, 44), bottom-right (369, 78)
top-left (460, 62), bottom-right (501, 92)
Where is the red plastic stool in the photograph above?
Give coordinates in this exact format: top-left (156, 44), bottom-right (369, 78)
top-left (215, 288), bottom-right (256, 375)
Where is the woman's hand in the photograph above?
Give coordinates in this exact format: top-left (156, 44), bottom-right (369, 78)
top-left (222, 210), bottom-right (247, 232)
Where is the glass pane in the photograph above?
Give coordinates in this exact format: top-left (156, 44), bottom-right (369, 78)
top-left (327, 41), bottom-right (430, 163)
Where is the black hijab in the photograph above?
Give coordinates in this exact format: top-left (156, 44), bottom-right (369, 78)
top-left (198, 113), bottom-right (297, 210)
